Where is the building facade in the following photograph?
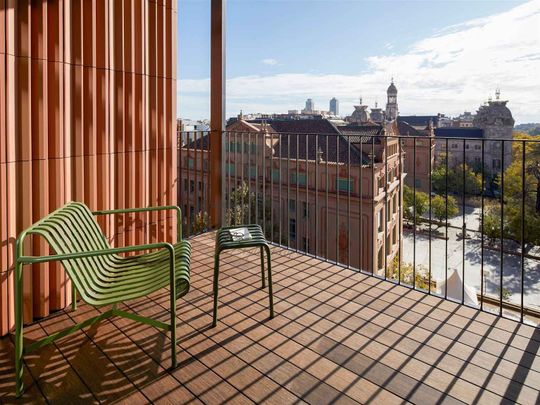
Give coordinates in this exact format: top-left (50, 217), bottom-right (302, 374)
top-left (179, 116), bottom-right (403, 275)
top-left (434, 93), bottom-right (515, 174)
top-left (329, 97), bottom-right (339, 116)
top-left (0, 0), bottom-right (178, 335)
top-left (396, 120), bottom-right (436, 193)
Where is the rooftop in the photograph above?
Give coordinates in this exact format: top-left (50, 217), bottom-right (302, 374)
top-left (2, 232), bottom-right (539, 404)
top-left (434, 127), bottom-right (485, 139)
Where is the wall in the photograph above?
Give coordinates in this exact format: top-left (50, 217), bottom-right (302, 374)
top-left (0, 0), bottom-right (177, 336)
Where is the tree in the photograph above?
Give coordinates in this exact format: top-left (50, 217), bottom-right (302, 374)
top-left (486, 134), bottom-right (540, 245)
top-left (191, 211), bottom-right (210, 234)
top-left (225, 181), bottom-right (285, 245)
top-left (432, 161), bottom-right (482, 196)
top-left (431, 194), bottom-right (459, 224)
top-left (403, 185), bottom-right (429, 221)
top-left (453, 163), bottom-right (483, 195)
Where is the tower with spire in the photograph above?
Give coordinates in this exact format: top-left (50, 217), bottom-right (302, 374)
top-left (385, 78), bottom-right (398, 121)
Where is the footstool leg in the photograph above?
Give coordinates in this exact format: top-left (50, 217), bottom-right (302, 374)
top-left (260, 246), bottom-right (266, 289)
top-left (212, 252), bottom-right (220, 327)
top-left (264, 244), bottom-right (274, 319)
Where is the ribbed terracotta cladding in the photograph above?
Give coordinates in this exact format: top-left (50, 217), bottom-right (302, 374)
top-left (0, 0), bottom-right (177, 336)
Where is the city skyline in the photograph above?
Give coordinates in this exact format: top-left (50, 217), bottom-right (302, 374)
top-left (178, 0), bottom-right (540, 124)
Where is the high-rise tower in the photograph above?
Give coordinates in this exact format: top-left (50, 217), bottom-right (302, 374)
top-left (329, 98), bottom-right (339, 116)
top-left (305, 98), bottom-right (314, 112)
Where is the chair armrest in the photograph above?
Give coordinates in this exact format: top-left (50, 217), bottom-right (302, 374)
top-left (92, 205), bottom-right (183, 241)
top-left (17, 242), bottom-right (175, 265)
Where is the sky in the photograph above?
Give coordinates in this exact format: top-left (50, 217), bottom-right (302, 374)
top-left (178, 0), bottom-right (540, 124)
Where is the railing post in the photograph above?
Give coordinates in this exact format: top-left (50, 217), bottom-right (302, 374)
top-left (210, 0), bottom-right (226, 228)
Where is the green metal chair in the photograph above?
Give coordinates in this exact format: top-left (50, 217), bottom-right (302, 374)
top-left (14, 202), bottom-right (191, 397)
top-left (212, 224), bottom-right (274, 327)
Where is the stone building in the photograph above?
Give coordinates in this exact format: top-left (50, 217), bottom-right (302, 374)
top-left (179, 115), bottom-right (403, 275)
top-left (434, 91), bottom-right (514, 174)
top-left (396, 119), bottom-right (436, 193)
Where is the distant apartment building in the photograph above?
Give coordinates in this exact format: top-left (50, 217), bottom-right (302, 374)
top-left (452, 111), bottom-right (475, 127)
top-left (179, 115), bottom-right (403, 275)
top-left (329, 97), bottom-right (339, 116)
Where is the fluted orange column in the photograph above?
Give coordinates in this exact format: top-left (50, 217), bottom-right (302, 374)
top-left (0, 0), bottom-right (178, 336)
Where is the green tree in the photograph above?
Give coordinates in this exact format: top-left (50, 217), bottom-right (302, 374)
top-left (453, 163), bottom-right (483, 195)
top-left (403, 185), bottom-right (429, 221)
top-left (225, 182), bottom-right (284, 245)
top-left (431, 194), bottom-right (459, 224)
top-left (487, 134), bottom-right (540, 245)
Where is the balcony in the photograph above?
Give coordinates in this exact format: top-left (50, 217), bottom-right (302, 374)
top-left (2, 1), bottom-right (540, 403)
top-left (1, 231), bottom-right (539, 403)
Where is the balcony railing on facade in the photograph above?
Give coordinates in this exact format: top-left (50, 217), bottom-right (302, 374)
top-left (178, 130), bottom-right (540, 326)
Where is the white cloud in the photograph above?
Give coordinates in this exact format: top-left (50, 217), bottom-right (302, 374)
top-left (261, 58), bottom-right (279, 66)
top-left (179, 0), bottom-right (540, 123)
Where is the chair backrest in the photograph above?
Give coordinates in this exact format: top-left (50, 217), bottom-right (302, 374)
top-left (21, 202), bottom-right (113, 300)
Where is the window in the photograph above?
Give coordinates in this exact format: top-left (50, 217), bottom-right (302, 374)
top-left (190, 180), bottom-right (195, 192)
top-left (336, 177), bottom-right (353, 192)
top-left (271, 168), bottom-right (280, 182)
top-left (226, 163), bottom-right (235, 175)
top-left (289, 199), bottom-right (296, 213)
top-left (187, 158), bottom-right (194, 169)
top-left (183, 179), bottom-right (188, 192)
top-left (415, 178), bottom-right (422, 188)
top-left (248, 165), bottom-right (257, 179)
top-left (378, 210), bottom-right (383, 233)
top-left (474, 157), bottom-right (481, 166)
top-left (291, 172), bottom-right (307, 186)
top-left (465, 144), bottom-right (470, 150)
top-left (492, 159), bottom-right (501, 169)
top-left (289, 219), bottom-right (296, 241)
top-left (302, 237), bottom-right (308, 252)
top-left (393, 194), bottom-right (398, 214)
top-left (494, 141), bottom-right (501, 149)
top-left (451, 143), bottom-right (458, 149)
top-left (474, 144), bottom-right (481, 150)
top-left (303, 201), bottom-right (309, 218)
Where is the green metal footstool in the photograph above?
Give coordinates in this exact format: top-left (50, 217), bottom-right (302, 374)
top-left (212, 224), bottom-right (274, 327)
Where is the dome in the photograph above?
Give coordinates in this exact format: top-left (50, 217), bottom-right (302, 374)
top-left (473, 100), bottom-right (514, 127)
top-left (387, 81), bottom-right (397, 95)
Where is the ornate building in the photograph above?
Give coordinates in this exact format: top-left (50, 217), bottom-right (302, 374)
top-left (385, 79), bottom-right (399, 121)
top-left (434, 91), bottom-right (515, 174)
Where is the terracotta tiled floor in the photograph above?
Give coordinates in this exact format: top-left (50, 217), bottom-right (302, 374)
top-left (1, 232), bottom-right (539, 404)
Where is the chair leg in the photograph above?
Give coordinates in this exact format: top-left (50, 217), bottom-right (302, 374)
top-left (260, 246), bottom-right (266, 289)
top-left (170, 270), bottom-right (177, 369)
top-left (15, 262), bottom-right (24, 398)
top-left (264, 245), bottom-right (274, 319)
top-left (72, 284), bottom-right (77, 311)
top-left (212, 252), bottom-right (220, 327)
